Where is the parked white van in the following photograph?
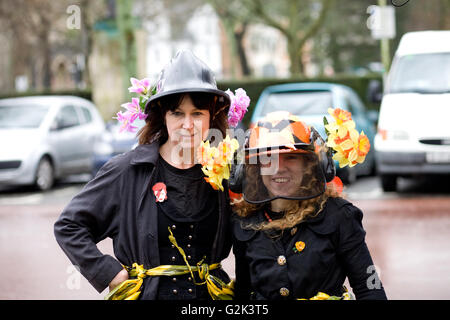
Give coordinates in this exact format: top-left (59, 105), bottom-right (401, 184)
top-left (374, 31), bottom-right (450, 191)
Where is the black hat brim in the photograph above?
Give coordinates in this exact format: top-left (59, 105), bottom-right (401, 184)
top-left (144, 88), bottom-right (231, 114)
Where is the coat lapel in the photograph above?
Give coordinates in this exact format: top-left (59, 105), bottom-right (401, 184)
top-left (131, 143), bottom-right (161, 268)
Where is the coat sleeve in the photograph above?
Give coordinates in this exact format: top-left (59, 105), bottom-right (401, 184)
top-left (231, 217), bottom-right (254, 300)
top-left (232, 240), bottom-right (252, 300)
top-left (337, 204), bottom-right (388, 300)
top-left (54, 157), bottom-right (125, 293)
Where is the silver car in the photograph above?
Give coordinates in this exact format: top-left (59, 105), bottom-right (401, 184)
top-left (0, 96), bottom-right (105, 191)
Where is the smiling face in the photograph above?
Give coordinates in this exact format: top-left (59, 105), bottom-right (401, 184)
top-left (164, 94), bottom-right (211, 150)
top-left (260, 153), bottom-right (306, 198)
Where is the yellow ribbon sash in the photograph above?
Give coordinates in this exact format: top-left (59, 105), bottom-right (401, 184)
top-left (105, 227), bottom-right (234, 300)
top-left (298, 286), bottom-right (354, 300)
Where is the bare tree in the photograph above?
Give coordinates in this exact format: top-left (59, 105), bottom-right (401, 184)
top-left (0, 0), bottom-right (70, 89)
top-left (77, 0), bottom-right (107, 88)
top-left (0, 0), bottom-right (106, 91)
top-left (248, 0), bottom-right (333, 76)
top-left (207, 0), bottom-right (252, 77)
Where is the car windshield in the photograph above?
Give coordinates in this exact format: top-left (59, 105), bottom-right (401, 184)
top-left (389, 52), bottom-right (450, 94)
top-left (260, 91), bottom-right (332, 116)
top-left (0, 104), bottom-right (50, 128)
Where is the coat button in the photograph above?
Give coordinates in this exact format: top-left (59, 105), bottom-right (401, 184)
top-left (171, 225), bottom-right (176, 230)
top-left (172, 277), bottom-right (177, 282)
top-left (172, 289), bottom-right (178, 294)
top-left (277, 255), bottom-right (287, 266)
top-left (188, 288), bottom-right (193, 293)
top-left (188, 235), bottom-right (193, 240)
top-left (188, 277), bottom-right (192, 281)
top-left (187, 255), bottom-right (191, 260)
top-left (279, 287), bottom-right (290, 297)
top-left (190, 224), bottom-right (194, 229)
top-left (187, 244), bottom-right (191, 248)
top-left (171, 256), bottom-right (176, 261)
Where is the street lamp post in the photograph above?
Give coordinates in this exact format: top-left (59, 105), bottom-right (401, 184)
top-left (367, 0), bottom-right (396, 83)
top-left (378, 0), bottom-right (392, 73)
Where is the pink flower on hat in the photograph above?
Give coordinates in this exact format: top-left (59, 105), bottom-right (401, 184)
top-left (226, 88), bottom-right (250, 128)
top-left (128, 77), bottom-right (151, 94)
top-left (114, 111), bottom-right (138, 133)
top-left (121, 98), bottom-right (147, 120)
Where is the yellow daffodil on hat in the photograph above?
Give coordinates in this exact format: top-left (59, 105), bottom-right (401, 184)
top-left (324, 108), bottom-right (371, 168)
top-left (197, 135), bottom-right (239, 191)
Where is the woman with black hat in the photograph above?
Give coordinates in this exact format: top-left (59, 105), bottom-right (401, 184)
top-left (230, 111), bottom-right (387, 300)
top-left (54, 50), bottom-right (235, 300)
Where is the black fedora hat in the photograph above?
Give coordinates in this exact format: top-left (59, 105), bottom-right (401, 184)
top-left (144, 50), bottom-right (231, 114)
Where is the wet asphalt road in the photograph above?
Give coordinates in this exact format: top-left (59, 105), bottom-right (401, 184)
top-left (0, 175), bottom-right (449, 300)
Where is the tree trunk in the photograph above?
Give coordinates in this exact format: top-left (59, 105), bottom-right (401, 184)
top-left (41, 31), bottom-right (52, 90)
top-left (222, 18), bottom-right (239, 78)
top-left (80, 0), bottom-right (92, 89)
top-left (117, 0), bottom-right (136, 99)
top-left (288, 39), bottom-right (303, 76)
top-left (234, 22), bottom-right (251, 76)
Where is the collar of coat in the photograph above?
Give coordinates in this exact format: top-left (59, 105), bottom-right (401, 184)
top-left (232, 197), bottom-right (354, 240)
top-left (130, 142), bottom-right (160, 165)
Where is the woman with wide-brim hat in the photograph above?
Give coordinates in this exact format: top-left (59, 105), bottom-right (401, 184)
top-left (54, 50), bottom-right (236, 300)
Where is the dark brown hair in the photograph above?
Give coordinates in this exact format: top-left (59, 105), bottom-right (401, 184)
top-left (138, 92), bottom-right (229, 145)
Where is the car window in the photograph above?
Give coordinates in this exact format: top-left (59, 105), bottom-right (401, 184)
top-left (342, 96), bottom-right (355, 115)
top-left (342, 91), bottom-right (360, 115)
top-left (261, 91), bottom-right (332, 116)
top-left (78, 106), bottom-right (93, 124)
top-left (388, 52), bottom-right (450, 94)
top-left (56, 105), bottom-right (80, 129)
top-left (0, 104), bottom-right (49, 128)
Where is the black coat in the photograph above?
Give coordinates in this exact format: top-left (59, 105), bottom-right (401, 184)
top-left (54, 142), bottom-right (233, 299)
top-left (232, 197), bottom-right (387, 300)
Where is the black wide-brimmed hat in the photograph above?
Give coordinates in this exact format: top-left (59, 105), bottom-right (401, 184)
top-left (144, 50), bottom-right (231, 114)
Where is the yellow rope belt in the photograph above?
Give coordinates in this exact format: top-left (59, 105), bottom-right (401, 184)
top-left (105, 227), bottom-right (234, 300)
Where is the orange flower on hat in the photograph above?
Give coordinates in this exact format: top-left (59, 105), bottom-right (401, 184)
top-left (330, 108), bottom-right (352, 124)
top-left (324, 108), bottom-right (370, 168)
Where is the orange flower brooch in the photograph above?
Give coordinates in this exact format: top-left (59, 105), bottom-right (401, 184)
top-left (293, 241), bottom-right (306, 253)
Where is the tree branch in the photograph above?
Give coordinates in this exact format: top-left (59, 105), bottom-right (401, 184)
top-left (297, 0), bottom-right (333, 52)
top-left (251, 0), bottom-right (288, 37)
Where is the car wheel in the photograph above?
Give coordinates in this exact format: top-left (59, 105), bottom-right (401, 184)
top-left (35, 157), bottom-right (54, 191)
top-left (380, 174), bottom-right (397, 192)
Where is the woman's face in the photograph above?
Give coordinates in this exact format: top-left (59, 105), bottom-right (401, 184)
top-left (164, 94), bottom-right (210, 150)
top-left (261, 153), bottom-right (306, 198)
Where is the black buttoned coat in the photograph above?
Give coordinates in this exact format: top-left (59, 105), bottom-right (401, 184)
top-left (54, 142), bottom-right (233, 299)
top-left (232, 197), bottom-right (387, 300)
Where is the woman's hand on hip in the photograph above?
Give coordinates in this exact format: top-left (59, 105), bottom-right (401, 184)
top-left (109, 269), bottom-right (129, 291)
